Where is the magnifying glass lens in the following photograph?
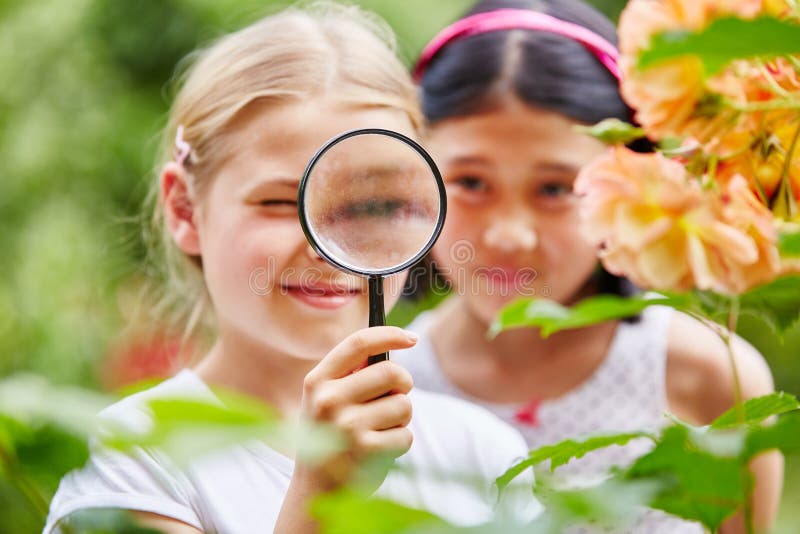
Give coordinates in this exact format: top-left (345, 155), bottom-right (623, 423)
top-left (303, 132), bottom-right (442, 273)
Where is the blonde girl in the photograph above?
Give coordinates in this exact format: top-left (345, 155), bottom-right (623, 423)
top-left (44, 4), bottom-right (537, 533)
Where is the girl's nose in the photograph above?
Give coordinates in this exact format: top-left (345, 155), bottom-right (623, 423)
top-left (305, 243), bottom-right (327, 263)
top-left (482, 219), bottom-right (538, 253)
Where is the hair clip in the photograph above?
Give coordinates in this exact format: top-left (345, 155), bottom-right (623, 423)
top-left (174, 125), bottom-right (192, 167)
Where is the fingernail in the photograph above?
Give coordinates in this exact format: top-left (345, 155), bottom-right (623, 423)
top-left (404, 330), bottom-right (418, 342)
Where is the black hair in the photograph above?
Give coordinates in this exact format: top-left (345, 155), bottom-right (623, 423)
top-left (421, 0), bottom-right (629, 125)
top-left (405, 0), bottom-right (642, 303)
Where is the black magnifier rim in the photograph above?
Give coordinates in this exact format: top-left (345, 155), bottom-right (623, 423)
top-left (298, 128), bottom-right (447, 277)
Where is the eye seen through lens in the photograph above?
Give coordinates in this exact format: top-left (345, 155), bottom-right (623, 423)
top-left (301, 130), bottom-right (444, 274)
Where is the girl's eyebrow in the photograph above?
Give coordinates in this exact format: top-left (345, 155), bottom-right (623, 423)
top-left (265, 177), bottom-right (301, 188)
top-left (534, 162), bottom-right (580, 174)
top-left (446, 156), bottom-right (578, 174)
top-left (446, 155), bottom-right (494, 166)
top-left (240, 176), bottom-right (300, 197)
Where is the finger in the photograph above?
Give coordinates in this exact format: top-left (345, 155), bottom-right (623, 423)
top-left (336, 393), bottom-right (413, 434)
top-left (334, 361), bottom-right (413, 404)
top-left (306, 362), bottom-right (412, 420)
top-left (307, 327), bottom-right (417, 382)
top-left (357, 427), bottom-right (414, 457)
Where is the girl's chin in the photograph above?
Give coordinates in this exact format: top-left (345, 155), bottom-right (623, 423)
top-left (469, 286), bottom-right (549, 321)
top-left (464, 294), bottom-right (515, 326)
top-left (281, 338), bottom-right (347, 363)
top-left (256, 314), bottom-right (365, 359)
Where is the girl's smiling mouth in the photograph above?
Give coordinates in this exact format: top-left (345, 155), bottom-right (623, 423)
top-left (281, 282), bottom-right (363, 310)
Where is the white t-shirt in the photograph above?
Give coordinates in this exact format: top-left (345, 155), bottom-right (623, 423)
top-left (44, 370), bottom-right (540, 533)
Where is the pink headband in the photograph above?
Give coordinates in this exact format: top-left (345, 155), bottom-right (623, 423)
top-left (174, 125), bottom-right (192, 167)
top-left (413, 9), bottom-right (621, 82)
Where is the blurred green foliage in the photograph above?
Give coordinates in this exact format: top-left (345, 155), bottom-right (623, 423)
top-left (3, 0), bottom-right (796, 391)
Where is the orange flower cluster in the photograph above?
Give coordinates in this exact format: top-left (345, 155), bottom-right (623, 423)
top-left (575, 148), bottom-right (779, 294)
top-left (576, 0), bottom-right (800, 294)
top-left (619, 0), bottom-right (762, 142)
top-left (618, 0), bottom-right (800, 206)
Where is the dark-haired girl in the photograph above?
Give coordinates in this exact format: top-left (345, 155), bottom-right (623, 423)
top-left (394, 1), bottom-right (782, 531)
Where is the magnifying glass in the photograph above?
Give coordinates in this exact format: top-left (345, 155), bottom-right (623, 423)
top-left (298, 128), bottom-right (446, 365)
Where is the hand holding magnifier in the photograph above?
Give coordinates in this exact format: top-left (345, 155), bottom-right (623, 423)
top-left (298, 129), bottom-right (446, 365)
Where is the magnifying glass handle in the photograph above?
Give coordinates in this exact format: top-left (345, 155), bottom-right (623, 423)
top-left (367, 275), bottom-right (388, 365)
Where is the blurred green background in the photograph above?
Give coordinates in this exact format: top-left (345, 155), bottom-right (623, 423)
top-left (1, 0), bottom-right (798, 531)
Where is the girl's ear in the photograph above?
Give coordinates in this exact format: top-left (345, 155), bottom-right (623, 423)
top-left (161, 162), bottom-right (202, 256)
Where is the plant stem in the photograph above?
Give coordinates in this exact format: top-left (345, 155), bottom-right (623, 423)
top-left (717, 141), bottom-right (756, 163)
top-left (743, 464), bottom-right (755, 534)
top-left (780, 121), bottom-right (800, 185)
top-left (0, 445), bottom-right (50, 520)
top-left (13, 471), bottom-right (50, 519)
top-left (788, 55), bottom-right (800, 73)
top-left (723, 297), bottom-right (745, 421)
top-left (722, 299), bottom-right (755, 534)
top-left (756, 61), bottom-right (791, 98)
top-left (705, 154), bottom-right (719, 188)
top-left (729, 99), bottom-right (800, 112)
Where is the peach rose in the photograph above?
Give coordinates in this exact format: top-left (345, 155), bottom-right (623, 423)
top-left (720, 174), bottom-right (782, 288)
top-left (575, 147), bottom-right (781, 294)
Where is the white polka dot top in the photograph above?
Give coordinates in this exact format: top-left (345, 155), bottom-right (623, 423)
top-left (395, 304), bottom-right (704, 533)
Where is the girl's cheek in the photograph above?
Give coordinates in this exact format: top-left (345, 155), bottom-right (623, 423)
top-left (443, 205), bottom-right (482, 233)
top-left (236, 225), bottom-right (296, 261)
top-left (384, 274), bottom-right (407, 306)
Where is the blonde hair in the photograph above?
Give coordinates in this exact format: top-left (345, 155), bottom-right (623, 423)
top-left (144, 2), bottom-right (422, 346)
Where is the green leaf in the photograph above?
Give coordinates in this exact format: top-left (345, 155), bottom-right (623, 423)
top-left (490, 282), bottom-right (800, 349)
top-left (574, 119), bottom-right (646, 145)
top-left (15, 425), bottom-right (90, 492)
top-left (778, 228), bottom-right (800, 258)
top-left (496, 431), bottom-right (653, 493)
top-left (711, 392), bottom-right (800, 429)
top-left (0, 374), bottom-right (112, 438)
top-left (662, 276), bottom-right (800, 336)
top-left (268, 418), bottom-right (347, 465)
top-left (311, 489), bottom-right (450, 534)
top-left (103, 392), bottom-right (345, 467)
top-left (626, 425), bottom-right (747, 530)
top-left (639, 16), bottom-right (800, 75)
top-left (743, 410), bottom-right (800, 459)
top-left (62, 508), bottom-right (164, 533)
top-left (0, 477), bottom-right (49, 534)
top-left (737, 275), bottom-right (800, 335)
top-left (102, 395), bottom-right (278, 465)
top-left (663, 289), bottom-right (730, 324)
top-left (530, 475), bottom-right (662, 533)
top-left (490, 295), bottom-right (677, 338)
top-left (0, 414), bottom-right (30, 463)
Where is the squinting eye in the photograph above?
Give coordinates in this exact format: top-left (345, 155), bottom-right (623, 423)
top-left (259, 199), bottom-right (297, 209)
top-left (453, 176), bottom-right (488, 192)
